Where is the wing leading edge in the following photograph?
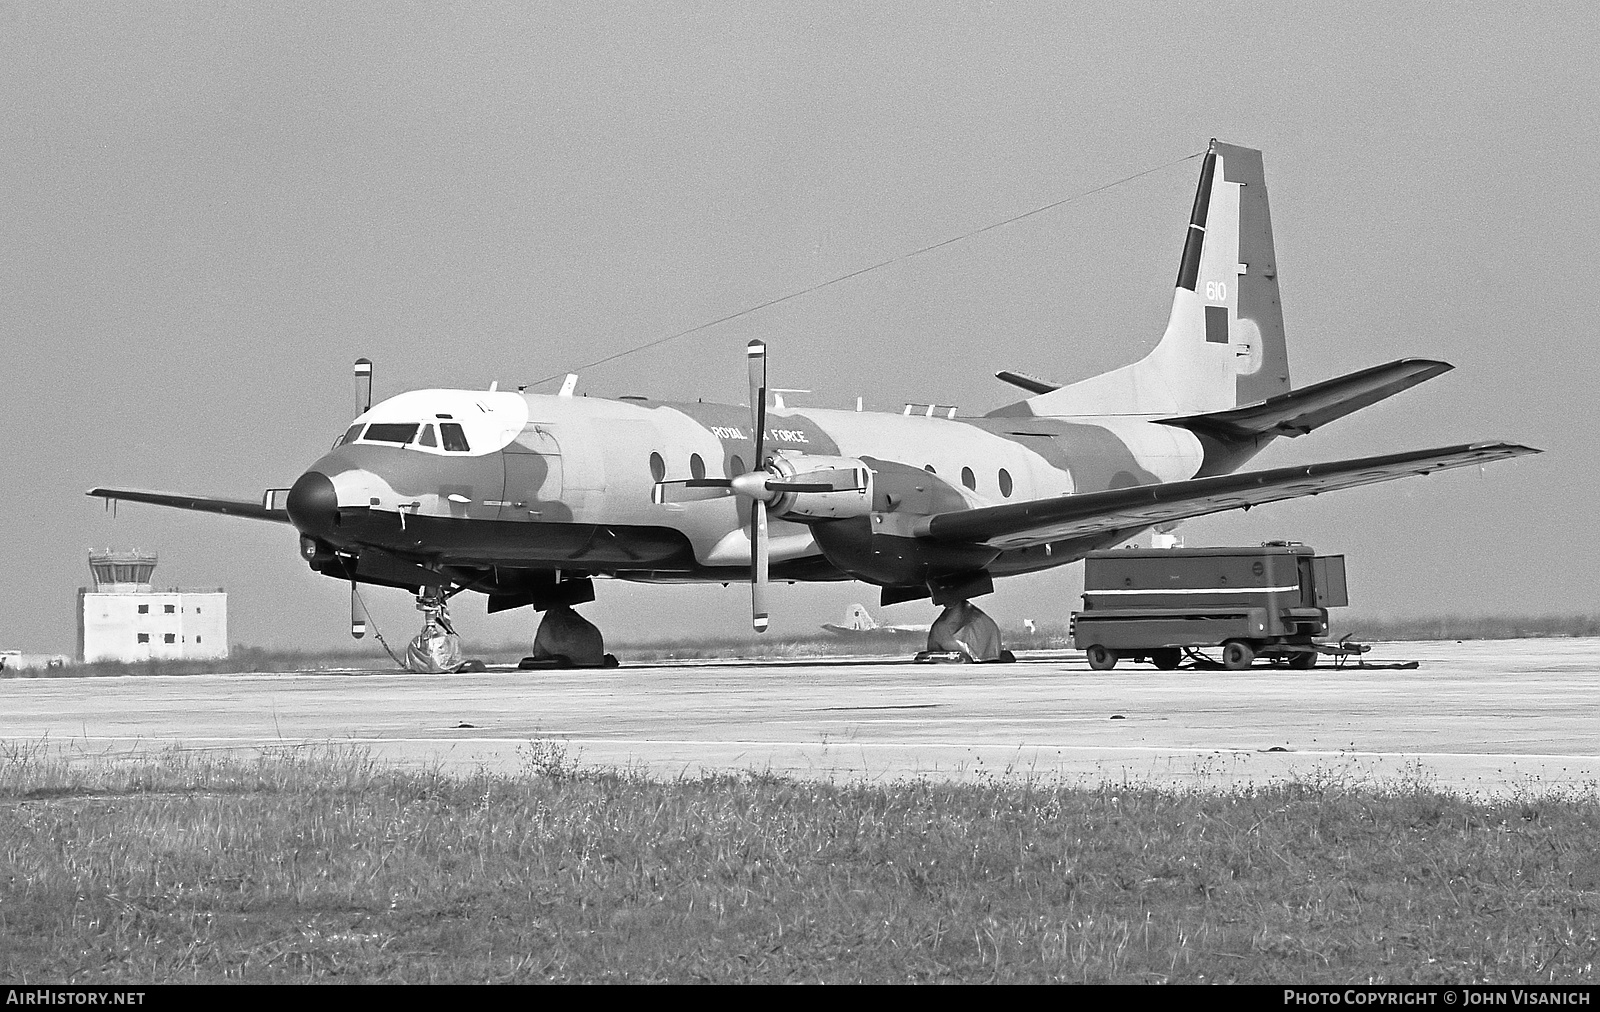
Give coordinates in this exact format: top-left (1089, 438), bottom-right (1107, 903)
top-left (911, 442), bottom-right (1539, 550)
top-left (87, 487), bottom-right (291, 524)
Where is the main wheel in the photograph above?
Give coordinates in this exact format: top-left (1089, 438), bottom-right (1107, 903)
top-left (1151, 648), bottom-right (1182, 670)
top-left (1086, 645), bottom-right (1118, 670)
top-left (1221, 640), bottom-right (1255, 671)
top-left (1288, 650), bottom-right (1316, 669)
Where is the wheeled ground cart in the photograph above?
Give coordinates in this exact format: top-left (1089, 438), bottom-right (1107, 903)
top-left (1071, 543), bottom-right (1350, 670)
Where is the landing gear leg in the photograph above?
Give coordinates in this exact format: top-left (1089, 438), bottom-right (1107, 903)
top-left (405, 589), bottom-right (465, 673)
top-left (925, 599), bottom-right (1012, 662)
top-left (528, 605), bottom-right (617, 669)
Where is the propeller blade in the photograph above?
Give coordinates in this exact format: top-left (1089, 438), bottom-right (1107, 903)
top-left (768, 466), bottom-right (869, 493)
top-left (651, 479), bottom-right (734, 504)
top-left (747, 340), bottom-right (767, 469)
top-left (350, 582), bottom-right (367, 639)
top-left (751, 498), bottom-right (769, 633)
top-left (763, 482), bottom-right (833, 494)
top-left (746, 340), bottom-right (771, 634)
top-left (354, 358), bottom-right (373, 414)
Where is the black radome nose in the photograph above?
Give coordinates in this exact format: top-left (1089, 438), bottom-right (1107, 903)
top-left (286, 470), bottom-right (338, 535)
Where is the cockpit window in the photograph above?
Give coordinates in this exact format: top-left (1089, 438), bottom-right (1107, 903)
top-left (333, 423), bottom-right (364, 449)
top-left (439, 423), bottom-right (470, 452)
top-left (418, 424), bottom-right (437, 448)
top-left (363, 423), bottom-right (419, 444)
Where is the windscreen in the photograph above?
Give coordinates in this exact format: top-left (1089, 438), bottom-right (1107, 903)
top-left (363, 423), bottom-right (419, 444)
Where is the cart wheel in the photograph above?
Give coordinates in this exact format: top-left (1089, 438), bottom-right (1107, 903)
top-left (1086, 645), bottom-right (1118, 670)
top-left (1221, 640), bottom-right (1255, 671)
top-left (1289, 650), bottom-right (1316, 669)
top-left (1151, 648), bottom-right (1182, 670)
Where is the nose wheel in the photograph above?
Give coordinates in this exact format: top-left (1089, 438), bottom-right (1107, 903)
top-left (404, 590), bottom-right (465, 673)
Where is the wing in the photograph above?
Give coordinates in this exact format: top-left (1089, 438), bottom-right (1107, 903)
top-left (87, 487), bottom-right (291, 524)
top-left (911, 442), bottom-right (1539, 550)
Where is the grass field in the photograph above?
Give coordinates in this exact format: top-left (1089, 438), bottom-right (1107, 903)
top-left (3, 745), bottom-right (1596, 983)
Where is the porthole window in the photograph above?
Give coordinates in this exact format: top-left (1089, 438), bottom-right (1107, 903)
top-left (998, 468), bottom-right (1014, 497)
top-left (649, 452), bottom-right (666, 482)
top-left (690, 453), bottom-right (706, 480)
top-left (961, 466), bottom-right (976, 490)
top-left (729, 455), bottom-right (746, 476)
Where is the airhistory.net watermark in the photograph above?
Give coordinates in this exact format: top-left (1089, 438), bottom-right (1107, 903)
top-left (5, 992), bottom-right (145, 1006)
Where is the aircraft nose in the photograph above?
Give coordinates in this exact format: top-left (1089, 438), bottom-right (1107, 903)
top-left (286, 470), bottom-right (338, 535)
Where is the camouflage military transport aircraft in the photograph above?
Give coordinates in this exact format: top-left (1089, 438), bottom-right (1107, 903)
top-left (90, 141), bottom-right (1538, 663)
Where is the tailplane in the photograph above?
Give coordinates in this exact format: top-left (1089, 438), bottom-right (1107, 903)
top-left (1158, 358), bottom-right (1452, 440)
top-left (993, 140), bottom-right (1288, 417)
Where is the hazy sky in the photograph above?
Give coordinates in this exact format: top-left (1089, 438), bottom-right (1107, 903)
top-left (4, 3), bottom-right (1597, 654)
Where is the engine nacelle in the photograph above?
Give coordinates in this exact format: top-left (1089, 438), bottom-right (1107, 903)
top-left (765, 453), bottom-right (874, 521)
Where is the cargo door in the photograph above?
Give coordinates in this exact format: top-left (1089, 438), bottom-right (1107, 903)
top-left (501, 426), bottom-right (563, 521)
top-left (1311, 555), bottom-right (1348, 607)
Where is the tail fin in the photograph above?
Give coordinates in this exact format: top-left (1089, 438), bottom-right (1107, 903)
top-left (998, 140), bottom-right (1289, 417)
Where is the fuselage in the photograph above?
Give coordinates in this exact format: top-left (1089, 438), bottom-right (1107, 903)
top-left (286, 387), bottom-right (1220, 594)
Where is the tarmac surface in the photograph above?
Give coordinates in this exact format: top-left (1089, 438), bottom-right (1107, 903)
top-left (5, 638), bottom-right (1599, 796)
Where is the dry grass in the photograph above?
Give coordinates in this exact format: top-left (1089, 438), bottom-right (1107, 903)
top-left (2, 744), bottom-right (1597, 983)
top-left (1332, 614), bottom-right (1600, 643)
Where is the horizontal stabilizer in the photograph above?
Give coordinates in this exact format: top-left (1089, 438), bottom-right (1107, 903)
top-left (1158, 359), bottom-right (1453, 440)
top-left (994, 370), bottom-right (1061, 395)
top-left (87, 487), bottom-right (292, 523)
top-left (911, 441), bottom-right (1538, 550)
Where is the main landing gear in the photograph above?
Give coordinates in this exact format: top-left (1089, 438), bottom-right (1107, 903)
top-left (521, 605), bottom-right (619, 669)
top-left (917, 599), bottom-right (1016, 664)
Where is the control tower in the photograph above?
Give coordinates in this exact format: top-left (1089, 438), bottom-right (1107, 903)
top-left (77, 550), bottom-right (228, 663)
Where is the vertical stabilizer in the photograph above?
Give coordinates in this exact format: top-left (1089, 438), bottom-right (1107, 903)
top-left (998, 141), bottom-right (1290, 417)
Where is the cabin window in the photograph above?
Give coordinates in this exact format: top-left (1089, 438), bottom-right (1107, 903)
top-left (440, 423), bottom-right (470, 452)
top-left (998, 468), bottom-right (1014, 497)
top-left (418, 424), bottom-right (437, 448)
top-left (690, 453), bottom-right (706, 480)
top-left (649, 452), bottom-right (666, 482)
top-left (924, 464), bottom-right (937, 474)
top-left (164, 604), bottom-right (176, 614)
top-left (364, 423), bottom-right (419, 444)
top-left (163, 633), bottom-right (176, 644)
top-left (137, 633), bottom-right (149, 644)
top-left (730, 455), bottom-right (746, 476)
top-left (137, 604), bottom-right (148, 615)
top-left (961, 466), bottom-right (976, 490)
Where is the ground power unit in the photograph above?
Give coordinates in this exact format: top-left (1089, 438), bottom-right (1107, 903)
top-left (1071, 543), bottom-right (1349, 670)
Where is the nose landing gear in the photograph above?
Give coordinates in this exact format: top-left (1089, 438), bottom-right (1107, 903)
top-left (404, 589), bottom-right (465, 673)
